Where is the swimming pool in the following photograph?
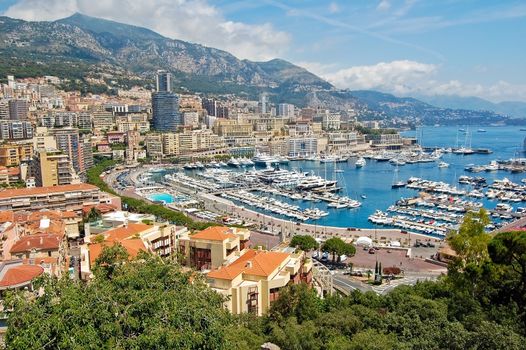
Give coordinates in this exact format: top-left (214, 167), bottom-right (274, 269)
top-left (148, 193), bottom-right (175, 204)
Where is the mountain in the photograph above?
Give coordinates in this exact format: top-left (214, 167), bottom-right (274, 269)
top-left (0, 13), bottom-right (517, 125)
top-left (0, 13), bottom-right (331, 96)
top-left (418, 95), bottom-right (526, 118)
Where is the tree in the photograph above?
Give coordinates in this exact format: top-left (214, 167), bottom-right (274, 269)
top-left (5, 250), bottom-right (233, 349)
top-left (268, 283), bottom-right (321, 324)
top-left (290, 235), bottom-right (319, 252)
top-left (85, 207), bottom-right (102, 223)
top-left (323, 237), bottom-right (356, 262)
top-left (488, 231), bottom-right (526, 326)
top-left (447, 209), bottom-right (491, 270)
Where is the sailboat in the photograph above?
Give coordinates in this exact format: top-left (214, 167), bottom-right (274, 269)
top-left (391, 165), bottom-right (407, 188)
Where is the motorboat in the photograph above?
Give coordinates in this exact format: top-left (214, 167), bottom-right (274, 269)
top-left (438, 161), bottom-right (449, 168)
top-left (227, 157), bottom-right (241, 167)
top-left (355, 157), bottom-right (366, 168)
top-left (392, 181), bottom-right (407, 189)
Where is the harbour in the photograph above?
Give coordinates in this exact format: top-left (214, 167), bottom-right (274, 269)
top-left (127, 126), bottom-right (526, 240)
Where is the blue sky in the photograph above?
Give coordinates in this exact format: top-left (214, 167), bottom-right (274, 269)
top-left (1, 0), bottom-right (525, 102)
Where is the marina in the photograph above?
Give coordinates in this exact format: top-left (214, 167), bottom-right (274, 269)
top-left (137, 126), bottom-right (526, 238)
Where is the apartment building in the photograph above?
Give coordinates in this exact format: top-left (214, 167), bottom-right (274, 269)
top-left (0, 141), bottom-right (33, 167)
top-left (287, 137), bottom-right (319, 157)
top-left (0, 120), bottom-right (33, 140)
top-left (207, 248), bottom-right (313, 315)
top-left (32, 149), bottom-right (77, 187)
top-left (0, 183), bottom-right (119, 213)
top-left (178, 226), bottom-right (251, 271)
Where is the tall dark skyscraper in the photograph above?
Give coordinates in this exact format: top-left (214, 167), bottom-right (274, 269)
top-left (152, 70), bottom-right (180, 131)
top-left (156, 70), bottom-right (171, 92)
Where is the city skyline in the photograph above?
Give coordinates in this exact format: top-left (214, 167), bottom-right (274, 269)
top-left (1, 0), bottom-right (525, 103)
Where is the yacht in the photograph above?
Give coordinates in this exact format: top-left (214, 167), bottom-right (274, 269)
top-left (252, 154), bottom-right (279, 166)
top-left (391, 181), bottom-right (407, 189)
top-left (477, 129), bottom-right (487, 133)
top-left (453, 147), bottom-right (475, 155)
top-left (320, 155), bottom-right (337, 163)
top-left (438, 161), bottom-right (449, 168)
top-left (485, 161), bottom-right (499, 172)
top-left (227, 157), bottom-right (241, 167)
top-left (355, 157), bottom-right (366, 168)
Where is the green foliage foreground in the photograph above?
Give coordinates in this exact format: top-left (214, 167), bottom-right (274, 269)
top-left (5, 251), bottom-right (232, 349)
top-left (5, 228), bottom-right (526, 349)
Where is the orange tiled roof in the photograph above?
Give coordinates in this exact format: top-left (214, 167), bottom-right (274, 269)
top-left (104, 223), bottom-right (152, 242)
top-left (191, 226), bottom-right (236, 241)
top-left (10, 233), bottom-right (61, 254)
top-left (82, 203), bottom-right (116, 215)
top-left (207, 249), bottom-right (290, 281)
top-left (0, 211), bottom-right (14, 223)
top-left (0, 264), bottom-right (44, 288)
top-left (0, 183), bottom-right (98, 199)
top-left (88, 239), bottom-right (147, 265)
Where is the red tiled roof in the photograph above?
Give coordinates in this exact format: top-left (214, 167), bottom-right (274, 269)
top-left (0, 183), bottom-right (98, 199)
top-left (10, 233), bottom-right (61, 254)
top-left (0, 211), bottom-right (14, 223)
top-left (207, 249), bottom-right (290, 281)
top-left (88, 239), bottom-right (147, 265)
top-left (191, 226), bottom-right (236, 241)
top-left (104, 223), bottom-right (152, 242)
top-left (0, 264), bottom-right (44, 289)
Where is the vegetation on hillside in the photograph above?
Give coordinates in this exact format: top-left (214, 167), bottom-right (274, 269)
top-left (6, 223), bottom-right (526, 349)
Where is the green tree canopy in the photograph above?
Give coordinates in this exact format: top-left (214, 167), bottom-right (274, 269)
top-left (5, 250), bottom-right (232, 349)
top-left (290, 235), bottom-right (319, 252)
top-left (322, 237), bottom-right (357, 262)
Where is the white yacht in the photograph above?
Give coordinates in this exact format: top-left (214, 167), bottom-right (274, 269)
top-left (438, 161), bottom-right (449, 168)
top-left (227, 157), bottom-right (240, 167)
top-left (355, 157), bottom-right (366, 168)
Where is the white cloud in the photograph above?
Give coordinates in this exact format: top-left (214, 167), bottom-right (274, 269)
top-left (376, 0), bottom-right (391, 12)
top-left (324, 60), bottom-right (437, 94)
top-left (314, 60), bottom-right (526, 102)
top-left (3, 0), bottom-right (290, 61)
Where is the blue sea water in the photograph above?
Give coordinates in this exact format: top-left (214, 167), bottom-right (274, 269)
top-left (157, 126), bottom-right (526, 228)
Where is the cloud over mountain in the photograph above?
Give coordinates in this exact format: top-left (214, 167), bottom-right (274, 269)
top-left (3, 0), bottom-right (290, 61)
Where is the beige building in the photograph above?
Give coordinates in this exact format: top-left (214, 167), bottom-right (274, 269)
top-left (178, 226), bottom-right (251, 271)
top-left (92, 110), bottom-right (115, 131)
top-left (32, 127), bottom-right (57, 150)
top-left (207, 248), bottom-right (313, 315)
top-left (0, 141), bottom-right (33, 167)
top-left (214, 119), bottom-right (253, 138)
top-left (0, 183), bottom-right (120, 213)
top-left (32, 149), bottom-right (77, 187)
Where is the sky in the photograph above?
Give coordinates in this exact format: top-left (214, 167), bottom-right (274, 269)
top-left (1, 0), bottom-right (525, 103)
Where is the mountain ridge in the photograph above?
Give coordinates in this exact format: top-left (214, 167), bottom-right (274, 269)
top-left (0, 13), bottom-right (518, 125)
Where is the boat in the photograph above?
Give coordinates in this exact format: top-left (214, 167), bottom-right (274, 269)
top-left (355, 157), bottom-right (366, 168)
top-left (485, 160), bottom-right (499, 172)
top-left (320, 155), bottom-right (337, 163)
top-left (521, 128), bottom-right (526, 131)
top-left (334, 169), bottom-right (344, 173)
top-left (477, 129), bottom-right (487, 133)
top-left (392, 181), bottom-right (407, 189)
top-left (438, 161), bottom-right (449, 168)
top-left (361, 194), bottom-right (367, 199)
top-left (227, 157), bottom-right (240, 167)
